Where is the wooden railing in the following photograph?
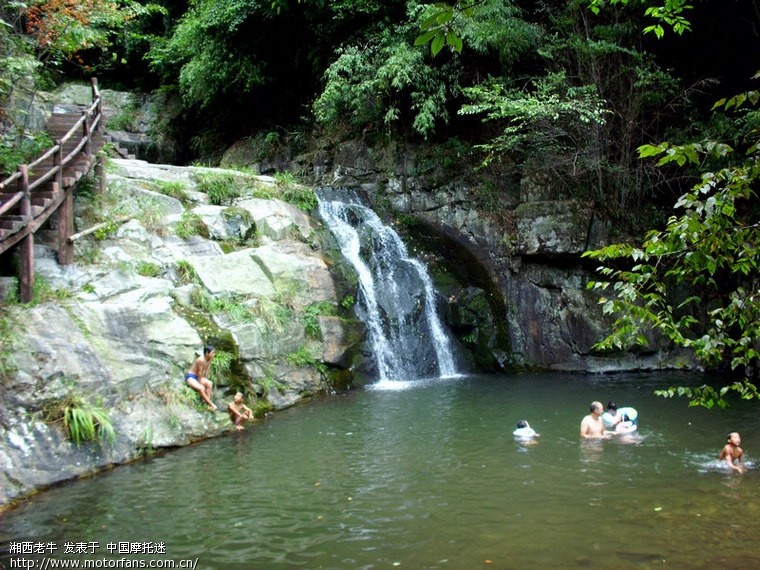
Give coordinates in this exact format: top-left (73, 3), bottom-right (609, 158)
top-left (0, 77), bottom-right (105, 302)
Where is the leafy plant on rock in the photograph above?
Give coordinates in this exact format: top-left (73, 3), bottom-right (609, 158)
top-left (43, 394), bottom-right (116, 446)
top-left (174, 211), bottom-right (208, 239)
top-left (193, 172), bottom-right (243, 205)
top-left (175, 259), bottom-right (200, 285)
top-left (136, 261), bottom-right (162, 278)
top-left (302, 301), bottom-right (336, 338)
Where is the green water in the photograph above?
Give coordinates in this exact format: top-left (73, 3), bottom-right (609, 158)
top-left (2, 372), bottom-right (759, 569)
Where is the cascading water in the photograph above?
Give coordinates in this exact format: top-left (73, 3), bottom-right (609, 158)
top-left (317, 188), bottom-right (458, 382)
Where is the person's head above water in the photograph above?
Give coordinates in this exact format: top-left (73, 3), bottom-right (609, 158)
top-left (606, 400), bottom-right (617, 412)
top-left (516, 420), bottom-right (529, 429)
top-left (726, 432), bottom-right (742, 446)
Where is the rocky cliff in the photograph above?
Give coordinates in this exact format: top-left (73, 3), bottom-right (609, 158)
top-left (0, 159), bottom-right (364, 508)
top-left (231, 138), bottom-right (698, 375)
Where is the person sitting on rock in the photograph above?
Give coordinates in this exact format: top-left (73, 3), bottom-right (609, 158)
top-left (228, 392), bottom-right (254, 431)
top-left (185, 345), bottom-right (217, 411)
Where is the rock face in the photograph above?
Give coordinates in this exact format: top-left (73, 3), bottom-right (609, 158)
top-left (269, 138), bottom-right (697, 374)
top-left (0, 159), bottom-right (364, 508)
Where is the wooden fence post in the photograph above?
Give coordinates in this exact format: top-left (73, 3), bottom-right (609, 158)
top-left (18, 164), bottom-right (34, 303)
top-left (92, 77), bottom-right (106, 195)
top-left (55, 138), bottom-right (63, 191)
top-left (96, 156), bottom-right (106, 195)
top-left (53, 137), bottom-right (74, 264)
top-left (57, 183), bottom-right (74, 265)
top-left (91, 77), bottom-right (99, 113)
top-left (83, 109), bottom-right (92, 161)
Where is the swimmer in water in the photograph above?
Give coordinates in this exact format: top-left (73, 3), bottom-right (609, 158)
top-left (719, 431), bottom-right (746, 473)
top-left (513, 420), bottom-right (539, 439)
top-left (602, 401), bottom-right (638, 429)
top-left (580, 401), bottom-right (610, 439)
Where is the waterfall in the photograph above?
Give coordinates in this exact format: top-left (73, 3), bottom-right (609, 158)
top-left (317, 189), bottom-right (458, 382)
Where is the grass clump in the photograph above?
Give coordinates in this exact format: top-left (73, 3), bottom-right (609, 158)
top-left (43, 394), bottom-right (116, 446)
top-left (0, 308), bottom-right (18, 378)
top-left (210, 349), bottom-right (234, 381)
top-left (151, 180), bottom-right (189, 201)
top-left (174, 211), bottom-right (208, 239)
top-left (93, 219), bottom-right (121, 240)
top-left (192, 289), bottom-right (256, 324)
top-left (193, 172), bottom-right (243, 205)
top-left (136, 261), bottom-right (162, 278)
top-left (106, 100), bottom-right (140, 131)
top-left (175, 260), bottom-right (200, 285)
top-left (253, 173), bottom-right (317, 212)
top-left (256, 376), bottom-right (287, 396)
top-left (286, 346), bottom-right (326, 375)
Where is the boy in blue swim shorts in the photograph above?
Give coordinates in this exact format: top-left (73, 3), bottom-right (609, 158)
top-left (186, 345), bottom-right (217, 411)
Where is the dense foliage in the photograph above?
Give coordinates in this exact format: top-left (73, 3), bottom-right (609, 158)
top-left (313, 0), bottom-right (540, 138)
top-left (584, 86), bottom-right (760, 407)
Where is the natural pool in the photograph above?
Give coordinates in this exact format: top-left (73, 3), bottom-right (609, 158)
top-left (2, 371), bottom-right (759, 569)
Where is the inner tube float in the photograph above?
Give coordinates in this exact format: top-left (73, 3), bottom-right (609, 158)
top-left (602, 406), bottom-right (638, 429)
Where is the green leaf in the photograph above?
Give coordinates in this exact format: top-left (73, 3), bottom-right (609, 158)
top-left (414, 30), bottom-right (437, 46)
top-left (431, 33), bottom-right (445, 56)
top-left (446, 30), bottom-right (463, 53)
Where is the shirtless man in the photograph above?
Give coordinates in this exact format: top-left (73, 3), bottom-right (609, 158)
top-left (580, 401), bottom-right (609, 439)
top-left (228, 392), bottom-right (254, 431)
top-left (719, 431), bottom-right (745, 473)
top-left (186, 345), bottom-right (217, 410)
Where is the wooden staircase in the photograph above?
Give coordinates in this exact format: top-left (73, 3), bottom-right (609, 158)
top-left (0, 112), bottom-right (102, 240)
top-left (0, 78), bottom-right (105, 302)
